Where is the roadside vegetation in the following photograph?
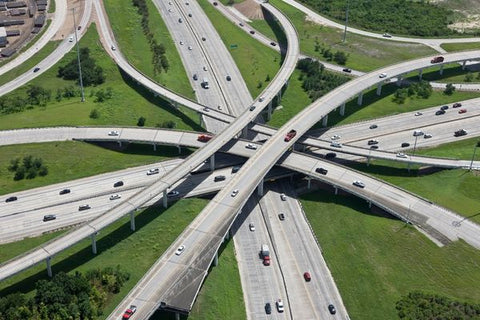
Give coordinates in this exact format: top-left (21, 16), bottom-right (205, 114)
top-left (103, 0), bottom-right (193, 99)
top-left (0, 25), bottom-right (201, 131)
top-left (297, 0), bottom-right (457, 37)
top-left (197, 0), bottom-right (281, 98)
top-left (249, 0), bottom-right (437, 72)
top-left (441, 42), bottom-right (480, 52)
top-left (301, 189), bottom-right (480, 319)
top-left (405, 64), bottom-right (480, 84)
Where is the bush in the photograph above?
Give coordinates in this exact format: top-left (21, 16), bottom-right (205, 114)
top-left (137, 116), bottom-right (146, 126)
top-left (444, 83), bottom-right (456, 95)
top-left (89, 109), bottom-right (100, 119)
top-left (8, 155), bottom-right (48, 181)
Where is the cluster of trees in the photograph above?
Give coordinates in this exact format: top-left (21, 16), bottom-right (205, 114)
top-left (396, 291), bottom-right (480, 319)
top-left (0, 267), bottom-right (129, 320)
top-left (132, 0), bottom-right (169, 74)
top-left (464, 72), bottom-right (480, 83)
top-left (0, 85), bottom-right (52, 114)
top-left (393, 80), bottom-right (432, 104)
top-left (58, 48), bottom-right (105, 86)
top-left (8, 155), bottom-right (48, 180)
top-left (296, 58), bottom-right (349, 101)
top-left (299, 0), bottom-right (456, 37)
top-left (314, 41), bottom-right (348, 65)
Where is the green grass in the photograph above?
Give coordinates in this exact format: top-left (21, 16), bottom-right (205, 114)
top-left (0, 24), bottom-right (201, 131)
top-left (252, 0), bottom-right (437, 72)
top-left (197, 0), bottom-right (282, 98)
top-left (441, 42), bottom-right (480, 52)
top-left (103, 0), bottom-right (194, 99)
top-left (0, 198), bottom-right (207, 313)
top-left (48, 0), bottom-right (55, 13)
top-left (0, 141), bottom-right (192, 195)
top-left (321, 83), bottom-right (480, 128)
top-left (301, 191), bottom-right (480, 320)
top-left (403, 63), bottom-right (480, 84)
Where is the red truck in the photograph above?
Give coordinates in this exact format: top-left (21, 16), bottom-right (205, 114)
top-left (431, 56), bottom-right (444, 63)
top-left (284, 129), bottom-right (297, 142)
top-left (197, 134), bottom-right (212, 142)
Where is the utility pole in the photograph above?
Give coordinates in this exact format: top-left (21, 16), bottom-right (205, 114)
top-left (407, 135), bottom-right (419, 172)
top-left (72, 7), bottom-right (85, 102)
top-left (469, 141), bottom-right (480, 171)
top-left (343, 0), bottom-right (349, 43)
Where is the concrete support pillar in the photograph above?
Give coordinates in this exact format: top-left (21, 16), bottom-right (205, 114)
top-left (334, 187), bottom-right (338, 195)
top-left (46, 257), bottom-right (52, 278)
top-left (242, 127), bottom-right (248, 138)
top-left (153, 143), bottom-right (157, 151)
top-left (163, 190), bottom-right (168, 208)
top-left (224, 230), bottom-right (230, 241)
top-left (198, 113), bottom-right (204, 127)
top-left (257, 180), bottom-right (264, 197)
top-left (213, 251), bottom-right (218, 266)
top-left (340, 103), bottom-right (345, 116)
top-left (396, 75), bottom-right (403, 87)
top-left (174, 102), bottom-right (179, 109)
top-left (418, 68), bottom-right (423, 80)
top-left (307, 177), bottom-right (311, 189)
top-left (266, 101), bottom-right (272, 121)
top-left (177, 145), bottom-right (181, 154)
top-left (462, 60), bottom-right (467, 70)
top-left (117, 141), bottom-right (122, 147)
top-left (439, 64), bottom-right (444, 75)
top-left (357, 92), bottom-right (363, 106)
top-left (209, 154), bottom-right (215, 171)
top-left (367, 156), bottom-right (371, 166)
top-left (130, 211), bottom-right (136, 231)
top-left (368, 201), bottom-right (372, 208)
top-left (376, 83), bottom-right (382, 96)
top-left (91, 233), bottom-right (97, 254)
top-left (277, 90), bottom-right (282, 103)
top-left (322, 115), bottom-right (328, 127)
top-left (175, 312), bottom-right (180, 320)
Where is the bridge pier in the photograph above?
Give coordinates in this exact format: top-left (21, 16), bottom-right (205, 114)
top-left (117, 141), bottom-right (122, 147)
top-left (368, 201), bottom-right (372, 208)
top-left (175, 312), bottom-right (180, 320)
top-left (376, 83), bottom-right (382, 96)
top-left (198, 113), bottom-right (204, 127)
top-left (46, 257), bottom-right (52, 278)
top-left (266, 101), bottom-right (272, 121)
top-left (277, 90), bottom-right (282, 103)
top-left (418, 68), bottom-right (423, 80)
top-left (213, 251), bottom-right (218, 266)
top-left (224, 229), bottom-right (230, 241)
top-left (91, 233), bottom-right (97, 254)
top-left (339, 103), bottom-right (345, 116)
top-left (130, 211), bottom-right (136, 231)
top-left (334, 187), bottom-right (338, 195)
top-left (367, 156), bottom-right (371, 166)
top-left (242, 126), bottom-right (248, 138)
top-left (357, 91), bottom-right (363, 106)
top-left (322, 115), bottom-right (328, 127)
top-left (307, 176), bottom-right (312, 189)
top-left (153, 143), bottom-right (157, 151)
top-left (209, 154), bottom-right (215, 171)
top-left (163, 190), bottom-right (168, 208)
top-left (462, 60), bottom-right (467, 70)
top-left (257, 180), bottom-right (264, 196)
top-left (397, 75), bottom-right (403, 87)
top-left (439, 64), bottom-right (444, 75)
top-left (177, 145), bottom-right (181, 154)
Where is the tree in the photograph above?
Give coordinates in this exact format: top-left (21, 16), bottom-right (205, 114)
top-left (465, 72), bottom-right (473, 82)
top-left (89, 109), bottom-right (100, 119)
top-left (444, 83), bottom-right (456, 95)
top-left (333, 51), bottom-right (348, 65)
top-left (137, 116), bottom-right (146, 126)
top-left (393, 88), bottom-right (408, 104)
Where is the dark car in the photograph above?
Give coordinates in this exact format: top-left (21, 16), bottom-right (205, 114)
top-left (452, 102), bottom-right (462, 108)
top-left (226, 75), bottom-right (231, 81)
top-left (265, 303), bottom-right (272, 314)
top-left (270, 42), bottom-right (277, 46)
top-left (278, 213), bottom-right (285, 221)
top-left (78, 204), bottom-right (91, 211)
top-left (454, 129), bottom-right (468, 137)
top-left (249, 105), bottom-right (256, 111)
top-left (325, 152), bottom-right (336, 160)
top-left (59, 188), bottom-right (71, 195)
top-left (342, 68), bottom-right (352, 73)
top-left (440, 105), bottom-right (449, 111)
top-left (303, 272), bottom-right (311, 282)
top-left (78, 26), bottom-right (81, 30)
top-left (315, 167), bottom-right (328, 175)
top-left (113, 181), bottom-right (124, 187)
top-left (5, 196), bottom-right (17, 203)
top-left (213, 1), bottom-right (218, 5)
top-left (369, 124), bottom-right (378, 129)
top-left (328, 304), bottom-right (336, 315)
top-left (43, 215), bottom-right (56, 222)
top-left (33, 67), bottom-right (40, 73)
top-left (401, 142), bottom-right (410, 148)
top-left (435, 110), bottom-right (446, 115)
top-left (201, 37), bottom-right (206, 41)
top-left (214, 175), bottom-right (226, 182)
top-left (232, 166), bottom-right (241, 173)
top-left (367, 139), bottom-right (378, 145)
top-left (370, 145), bottom-right (379, 150)
top-left (250, 30), bottom-right (255, 34)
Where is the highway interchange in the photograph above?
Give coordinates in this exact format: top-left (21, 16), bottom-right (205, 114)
top-left (1, 0), bottom-right (480, 319)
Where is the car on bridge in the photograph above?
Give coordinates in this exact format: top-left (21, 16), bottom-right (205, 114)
top-left (59, 188), bottom-right (71, 195)
top-left (328, 304), bottom-right (336, 314)
top-left (453, 102), bottom-right (462, 108)
top-left (108, 130), bottom-right (119, 136)
top-left (330, 142), bottom-right (342, 148)
top-left (278, 213), bottom-right (285, 221)
top-left (78, 204), bottom-right (91, 211)
top-left (401, 142), bottom-right (410, 148)
top-left (414, 111), bottom-right (423, 116)
top-left (167, 190), bottom-right (179, 197)
top-left (265, 303), bottom-right (272, 314)
top-left (114, 181), bottom-right (124, 187)
top-left (454, 129), bottom-right (468, 137)
top-left (246, 143), bottom-right (257, 150)
top-left (440, 105), bottom-right (449, 111)
top-left (214, 175), bottom-right (226, 182)
top-left (175, 245), bottom-right (185, 255)
top-left (33, 67), bottom-right (40, 73)
top-left (369, 124), bottom-right (378, 129)
top-left (109, 194), bottom-right (121, 200)
top-left (276, 299), bottom-right (284, 313)
top-left (367, 139), bottom-right (378, 145)
top-left (43, 215), bottom-right (56, 222)
top-left (231, 189), bottom-right (239, 197)
top-left (431, 56), bottom-right (444, 63)
top-left (331, 134), bottom-right (341, 140)
top-left (303, 272), bottom-right (311, 282)
top-left (198, 134), bottom-right (212, 142)
top-left (424, 133), bottom-right (432, 139)
top-left (396, 153), bottom-right (407, 158)
top-left (249, 223), bottom-right (255, 231)
top-left (147, 168), bottom-right (160, 175)
top-left (5, 196), bottom-right (17, 202)
top-left (379, 73), bottom-right (387, 78)
top-left (122, 305), bottom-right (137, 319)
top-left (353, 180), bottom-right (365, 188)
top-left (383, 33), bottom-right (392, 38)
top-left (342, 68), bottom-right (352, 73)
top-left (284, 129), bottom-right (297, 142)
top-left (280, 193), bottom-right (286, 201)
top-left (315, 167), bottom-right (328, 175)
top-left (458, 109), bottom-right (467, 114)
top-left (435, 109), bottom-right (446, 115)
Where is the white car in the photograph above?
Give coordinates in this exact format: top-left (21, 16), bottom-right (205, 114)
top-left (280, 193), bottom-right (286, 201)
top-left (111, 45), bottom-right (116, 51)
top-left (379, 73), bottom-right (387, 78)
top-left (203, 66), bottom-right (208, 71)
top-left (188, 46), bottom-right (192, 50)
top-left (109, 194), bottom-right (121, 200)
top-left (396, 153), bottom-right (407, 158)
top-left (68, 36), bottom-right (73, 42)
top-left (330, 142), bottom-right (342, 148)
top-left (175, 245), bottom-right (185, 255)
top-left (167, 190), bottom-right (179, 197)
top-left (414, 111), bottom-right (423, 116)
top-left (352, 180), bottom-right (365, 188)
top-left (246, 143), bottom-right (257, 150)
top-left (276, 299), bottom-right (284, 313)
top-left (179, 41), bottom-right (184, 45)
top-left (249, 223), bottom-right (255, 231)
top-left (147, 168), bottom-right (159, 175)
top-left (231, 189), bottom-right (239, 197)
top-left (330, 134), bottom-right (341, 140)
top-left (108, 130), bottom-right (119, 136)
top-left (383, 33), bottom-right (392, 38)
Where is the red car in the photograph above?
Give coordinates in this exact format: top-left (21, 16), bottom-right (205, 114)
top-left (430, 56), bottom-right (444, 63)
top-left (197, 134), bottom-right (212, 142)
top-left (458, 109), bottom-right (467, 114)
top-left (122, 305), bottom-right (137, 319)
top-left (263, 256), bottom-right (270, 266)
top-left (303, 272), bottom-right (311, 282)
top-left (284, 129), bottom-right (297, 142)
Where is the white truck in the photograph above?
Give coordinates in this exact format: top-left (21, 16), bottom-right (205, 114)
top-left (261, 244), bottom-right (270, 266)
top-left (202, 77), bottom-right (209, 89)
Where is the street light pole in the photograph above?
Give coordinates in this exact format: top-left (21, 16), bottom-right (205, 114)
top-left (72, 7), bottom-right (85, 102)
top-left (343, 0), bottom-right (349, 43)
top-left (407, 135), bottom-right (419, 172)
top-left (469, 141), bottom-right (480, 171)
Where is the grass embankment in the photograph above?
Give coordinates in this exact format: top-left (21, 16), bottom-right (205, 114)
top-left (197, 0), bottom-right (281, 98)
top-left (250, 0), bottom-right (436, 72)
top-left (403, 63), bottom-right (480, 84)
top-left (0, 141), bottom-right (192, 195)
top-left (301, 191), bottom-right (480, 319)
top-left (441, 42), bottom-right (480, 52)
top-left (0, 24), bottom-right (201, 131)
top-left (103, 0), bottom-right (194, 99)
top-left (320, 83), bottom-right (480, 128)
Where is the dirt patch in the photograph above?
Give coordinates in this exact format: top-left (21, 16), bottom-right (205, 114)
top-left (233, 0), bottom-right (264, 20)
top-left (51, 0), bottom-right (85, 41)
